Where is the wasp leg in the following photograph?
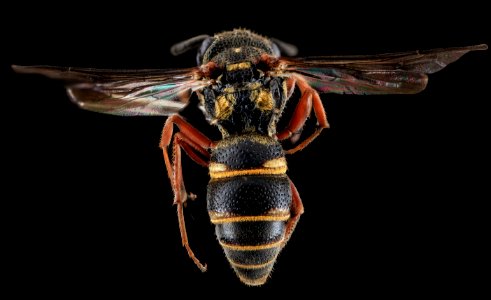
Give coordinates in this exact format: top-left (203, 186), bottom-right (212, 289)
top-left (283, 77), bottom-right (303, 144)
top-left (160, 114), bottom-right (214, 184)
top-left (169, 132), bottom-right (210, 203)
top-left (160, 114), bottom-right (215, 272)
top-left (276, 75), bottom-right (330, 154)
top-left (282, 178), bottom-right (305, 248)
top-left (285, 77), bottom-right (296, 99)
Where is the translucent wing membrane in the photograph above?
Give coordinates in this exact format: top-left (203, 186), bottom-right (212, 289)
top-left (291, 68), bottom-right (429, 95)
top-left (12, 65), bottom-right (207, 116)
top-left (283, 44), bottom-right (487, 95)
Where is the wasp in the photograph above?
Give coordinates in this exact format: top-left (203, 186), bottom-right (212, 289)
top-left (13, 29), bottom-right (486, 286)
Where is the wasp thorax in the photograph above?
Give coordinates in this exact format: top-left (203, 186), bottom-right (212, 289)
top-left (200, 70), bottom-right (287, 137)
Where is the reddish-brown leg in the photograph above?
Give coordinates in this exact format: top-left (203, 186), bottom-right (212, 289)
top-left (276, 75), bottom-right (330, 154)
top-left (170, 133), bottom-right (207, 271)
top-left (159, 114), bottom-right (215, 272)
top-left (174, 133), bottom-right (210, 168)
top-left (160, 115), bottom-right (213, 178)
top-left (283, 77), bottom-right (304, 144)
top-left (170, 132), bottom-right (210, 203)
top-left (285, 77), bottom-right (296, 99)
top-left (282, 178), bottom-right (305, 248)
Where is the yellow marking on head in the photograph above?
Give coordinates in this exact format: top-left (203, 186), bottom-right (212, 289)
top-left (263, 157), bottom-right (287, 169)
top-left (215, 95), bottom-right (233, 120)
top-left (233, 47), bottom-right (242, 53)
top-left (219, 239), bottom-right (283, 251)
top-left (209, 165), bottom-right (287, 179)
top-left (226, 62), bottom-right (251, 71)
top-left (211, 214), bottom-right (290, 224)
top-left (255, 89), bottom-right (274, 111)
top-left (228, 256), bottom-right (277, 269)
top-left (237, 273), bottom-right (269, 286)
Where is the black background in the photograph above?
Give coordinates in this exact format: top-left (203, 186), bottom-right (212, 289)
top-left (3, 2), bottom-right (489, 297)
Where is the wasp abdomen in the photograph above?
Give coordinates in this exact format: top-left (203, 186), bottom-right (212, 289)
top-left (207, 135), bottom-right (292, 285)
top-left (213, 219), bottom-right (287, 285)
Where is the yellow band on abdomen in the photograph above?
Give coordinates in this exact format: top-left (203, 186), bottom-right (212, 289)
top-left (219, 239), bottom-right (284, 251)
top-left (210, 214), bottom-right (290, 224)
top-left (209, 157), bottom-right (287, 179)
top-left (209, 165), bottom-right (287, 179)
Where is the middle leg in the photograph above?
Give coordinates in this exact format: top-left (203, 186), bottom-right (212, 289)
top-left (276, 75), bottom-right (330, 154)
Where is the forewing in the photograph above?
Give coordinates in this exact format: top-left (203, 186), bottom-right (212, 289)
top-left (13, 65), bottom-right (208, 116)
top-left (283, 44), bottom-right (487, 95)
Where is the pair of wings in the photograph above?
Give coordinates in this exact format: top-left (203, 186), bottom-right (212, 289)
top-left (13, 44), bottom-right (487, 116)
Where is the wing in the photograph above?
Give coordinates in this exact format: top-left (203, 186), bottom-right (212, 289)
top-left (12, 65), bottom-right (209, 116)
top-left (282, 44), bottom-right (487, 95)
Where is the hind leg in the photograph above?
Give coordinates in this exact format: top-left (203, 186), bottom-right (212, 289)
top-left (282, 178), bottom-right (305, 248)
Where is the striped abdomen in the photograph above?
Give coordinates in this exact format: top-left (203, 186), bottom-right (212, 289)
top-left (207, 134), bottom-right (292, 286)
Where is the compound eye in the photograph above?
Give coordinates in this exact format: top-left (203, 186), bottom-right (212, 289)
top-left (197, 37), bottom-right (215, 65)
top-left (271, 42), bottom-right (281, 57)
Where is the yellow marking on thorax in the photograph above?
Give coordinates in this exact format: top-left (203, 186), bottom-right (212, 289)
top-left (223, 87), bottom-right (235, 93)
top-left (226, 62), bottom-right (251, 71)
top-left (215, 95), bottom-right (233, 120)
top-left (247, 82), bottom-right (262, 90)
top-left (210, 214), bottom-right (290, 224)
top-left (215, 134), bottom-right (277, 148)
top-left (255, 90), bottom-right (274, 111)
top-left (219, 239), bottom-right (283, 251)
